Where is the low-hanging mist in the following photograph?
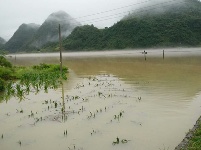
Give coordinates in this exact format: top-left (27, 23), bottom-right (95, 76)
top-left (4, 11), bottom-right (81, 53)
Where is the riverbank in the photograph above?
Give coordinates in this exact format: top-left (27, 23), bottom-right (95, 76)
top-left (175, 116), bottom-right (201, 150)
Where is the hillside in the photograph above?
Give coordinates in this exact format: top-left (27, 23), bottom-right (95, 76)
top-left (62, 0), bottom-right (201, 50)
top-left (4, 23), bottom-right (40, 53)
top-left (27, 11), bottom-right (81, 49)
top-left (0, 37), bottom-right (6, 45)
top-left (0, 37), bottom-right (6, 49)
top-left (4, 0), bottom-right (201, 52)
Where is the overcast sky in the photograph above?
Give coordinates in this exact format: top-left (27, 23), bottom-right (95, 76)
top-left (0, 0), bottom-right (194, 41)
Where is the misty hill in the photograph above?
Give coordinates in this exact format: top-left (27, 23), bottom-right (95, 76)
top-left (4, 23), bottom-right (40, 53)
top-left (125, 0), bottom-right (201, 18)
top-left (61, 0), bottom-right (201, 50)
top-left (27, 11), bottom-right (81, 49)
top-left (0, 37), bottom-right (6, 45)
top-left (0, 37), bottom-right (6, 49)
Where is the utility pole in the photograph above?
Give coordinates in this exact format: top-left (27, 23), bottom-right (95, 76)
top-left (142, 50), bottom-right (147, 61)
top-left (59, 24), bottom-right (63, 75)
top-left (59, 24), bottom-right (65, 116)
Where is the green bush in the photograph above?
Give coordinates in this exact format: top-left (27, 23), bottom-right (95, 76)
top-left (0, 78), bottom-right (5, 92)
top-left (0, 67), bottom-right (14, 80)
top-left (0, 56), bottom-right (12, 68)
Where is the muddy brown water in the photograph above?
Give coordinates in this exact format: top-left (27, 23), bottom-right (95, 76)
top-left (1, 49), bottom-right (201, 150)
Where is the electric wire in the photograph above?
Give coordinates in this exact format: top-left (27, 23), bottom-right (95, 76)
top-left (65, 0), bottom-right (186, 26)
top-left (81, 0), bottom-right (186, 24)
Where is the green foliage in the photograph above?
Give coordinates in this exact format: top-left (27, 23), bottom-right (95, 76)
top-left (182, 120), bottom-right (201, 150)
top-left (0, 56), bottom-right (12, 68)
top-left (4, 0), bottom-right (201, 52)
top-left (31, 63), bottom-right (68, 78)
top-left (62, 11), bottom-right (201, 50)
top-left (40, 42), bottom-right (58, 52)
top-left (0, 67), bottom-right (14, 80)
top-left (0, 78), bottom-right (5, 92)
top-left (61, 0), bottom-right (201, 50)
top-left (0, 55), bottom-right (68, 97)
top-left (2, 63), bottom-right (67, 99)
top-left (63, 25), bottom-right (105, 50)
top-left (0, 50), bottom-right (9, 55)
top-left (0, 56), bottom-right (13, 92)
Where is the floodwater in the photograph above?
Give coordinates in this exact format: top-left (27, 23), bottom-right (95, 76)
top-left (1, 48), bottom-right (201, 150)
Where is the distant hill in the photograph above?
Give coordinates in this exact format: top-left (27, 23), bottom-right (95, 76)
top-left (4, 23), bottom-right (40, 53)
top-left (4, 1), bottom-right (201, 52)
top-left (27, 10), bottom-right (81, 49)
top-left (0, 37), bottom-right (6, 45)
top-left (124, 0), bottom-right (201, 18)
top-left (4, 11), bottom-right (80, 53)
top-left (0, 37), bottom-right (6, 49)
top-left (62, 0), bottom-right (201, 50)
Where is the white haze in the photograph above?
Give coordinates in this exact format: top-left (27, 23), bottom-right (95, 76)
top-left (0, 0), bottom-right (195, 40)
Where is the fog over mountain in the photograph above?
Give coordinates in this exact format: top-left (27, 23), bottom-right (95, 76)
top-left (0, 37), bottom-right (6, 45)
top-left (28, 10), bottom-right (81, 48)
top-left (4, 11), bottom-right (80, 52)
top-left (4, 23), bottom-right (40, 53)
top-left (0, 0), bottom-right (136, 40)
top-left (3, 0), bottom-right (201, 52)
top-left (0, 37), bottom-right (6, 49)
top-left (60, 0), bottom-right (201, 50)
top-left (125, 0), bottom-right (201, 18)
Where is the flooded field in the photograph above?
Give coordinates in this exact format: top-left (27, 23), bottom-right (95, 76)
top-left (1, 48), bottom-right (201, 150)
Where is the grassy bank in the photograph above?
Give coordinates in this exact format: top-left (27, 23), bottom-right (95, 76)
top-left (175, 117), bottom-right (201, 150)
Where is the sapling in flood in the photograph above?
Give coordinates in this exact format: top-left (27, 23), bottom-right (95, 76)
top-left (55, 102), bottom-right (57, 108)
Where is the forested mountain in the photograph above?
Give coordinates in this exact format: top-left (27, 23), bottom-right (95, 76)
top-left (62, 0), bottom-right (201, 50)
top-left (4, 11), bottom-right (80, 53)
top-left (4, 0), bottom-right (201, 52)
top-left (26, 11), bottom-right (81, 49)
top-left (4, 23), bottom-right (40, 53)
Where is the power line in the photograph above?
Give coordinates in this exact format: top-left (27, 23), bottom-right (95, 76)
top-left (67, 0), bottom-right (186, 26)
top-left (66, 0), bottom-right (182, 23)
top-left (81, 0), bottom-right (185, 24)
top-left (73, 0), bottom-right (154, 20)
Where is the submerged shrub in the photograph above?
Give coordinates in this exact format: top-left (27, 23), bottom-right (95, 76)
top-left (32, 63), bottom-right (68, 73)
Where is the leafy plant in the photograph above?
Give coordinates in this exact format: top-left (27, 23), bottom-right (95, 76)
top-left (0, 60), bottom-right (68, 100)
